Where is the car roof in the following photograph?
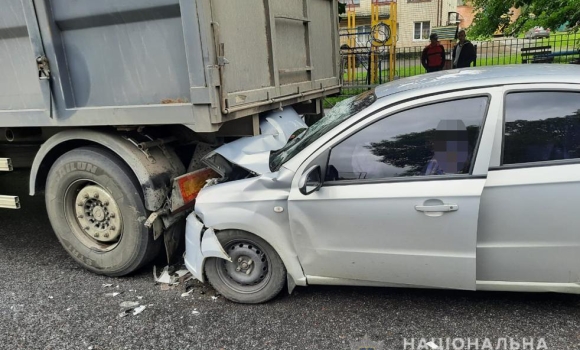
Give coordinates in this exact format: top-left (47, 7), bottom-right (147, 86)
top-left (375, 65), bottom-right (580, 99)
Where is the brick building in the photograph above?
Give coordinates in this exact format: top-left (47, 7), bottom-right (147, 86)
top-left (455, 1), bottom-right (521, 35)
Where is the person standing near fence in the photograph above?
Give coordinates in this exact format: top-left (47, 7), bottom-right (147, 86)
top-left (421, 33), bottom-right (446, 73)
top-left (452, 30), bottom-right (476, 68)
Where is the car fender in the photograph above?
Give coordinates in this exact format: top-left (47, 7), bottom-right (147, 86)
top-left (185, 206), bottom-right (307, 287)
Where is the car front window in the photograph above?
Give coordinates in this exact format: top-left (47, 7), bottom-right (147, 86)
top-left (269, 89), bottom-right (377, 172)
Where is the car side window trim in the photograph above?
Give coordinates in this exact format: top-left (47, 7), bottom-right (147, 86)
top-left (490, 158), bottom-right (580, 171)
top-left (499, 88), bottom-right (580, 169)
top-left (323, 174), bottom-right (487, 187)
top-left (322, 94), bottom-right (492, 186)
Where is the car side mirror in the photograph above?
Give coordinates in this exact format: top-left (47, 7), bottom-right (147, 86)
top-left (298, 165), bottom-right (322, 195)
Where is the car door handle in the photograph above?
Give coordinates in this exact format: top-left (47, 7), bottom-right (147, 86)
top-left (415, 204), bottom-right (458, 212)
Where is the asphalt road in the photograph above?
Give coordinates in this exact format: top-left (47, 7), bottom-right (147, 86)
top-left (2, 170), bottom-right (580, 350)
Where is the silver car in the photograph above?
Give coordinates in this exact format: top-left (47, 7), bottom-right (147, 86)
top-left (184, 65), bottom-right (580, 303)
top-left (525, 26), bottom-right (550, 39)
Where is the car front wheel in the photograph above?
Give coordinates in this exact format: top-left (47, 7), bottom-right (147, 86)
top-left (204, 230), bottom-right (286, 304)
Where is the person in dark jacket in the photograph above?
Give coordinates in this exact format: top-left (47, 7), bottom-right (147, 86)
top-left (452, 30), bottom-right (476, 68)
top-left (421, 33), bottom-right (446, 73)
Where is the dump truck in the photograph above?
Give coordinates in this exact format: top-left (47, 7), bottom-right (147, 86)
top-left (0, 0), bottom-right (340, 275)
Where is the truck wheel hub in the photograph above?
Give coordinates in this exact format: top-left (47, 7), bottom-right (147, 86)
top-left (75, 185), bottom-right (123, 243)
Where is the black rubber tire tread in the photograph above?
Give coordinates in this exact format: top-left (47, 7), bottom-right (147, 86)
top-left (204, 230), bottom-right (286, 304)
top-left (45, 146), bottom-right (160, 276)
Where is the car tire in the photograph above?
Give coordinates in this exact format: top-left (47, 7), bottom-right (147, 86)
top-left (204, 230), bottom-right (286, 304)
top-left (45, 146), bottom-right (161, 276)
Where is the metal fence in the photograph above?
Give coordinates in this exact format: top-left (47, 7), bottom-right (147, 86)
top-left (330, 33), bottom-right (580, 104)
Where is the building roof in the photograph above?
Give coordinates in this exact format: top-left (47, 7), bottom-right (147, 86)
top-left (375, 65), bottom-right (580, 99)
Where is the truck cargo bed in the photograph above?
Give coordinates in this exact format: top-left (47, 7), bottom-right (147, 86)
top-left (0, 0), bottom-right (340, 132)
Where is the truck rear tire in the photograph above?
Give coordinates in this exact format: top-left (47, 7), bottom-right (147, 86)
top-left (45, 146), bottom-right (160, 276)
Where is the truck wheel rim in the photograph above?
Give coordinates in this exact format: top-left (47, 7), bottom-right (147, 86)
top-left (64, 180), bottom-right (124, 252)
top-left (217, 240), bottom-right (271, 294)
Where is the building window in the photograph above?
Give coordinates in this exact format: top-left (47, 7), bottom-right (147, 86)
top-left (414, 21), bottom-right (431, 40)
top-left (357, 25), bottom-right (371, 45)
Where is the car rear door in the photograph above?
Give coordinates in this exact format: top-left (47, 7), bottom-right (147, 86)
top-left (287, 88), bottom-right (502, 290)
top-left (477, 84), bottom-right (580, 287)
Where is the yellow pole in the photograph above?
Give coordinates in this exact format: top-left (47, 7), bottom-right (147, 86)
top-left (347, 2), bottom-right (356, 82)
top-left (370, 0), bottom-right (379, 84)
top-left (389, 1), bottom-right (397, 81)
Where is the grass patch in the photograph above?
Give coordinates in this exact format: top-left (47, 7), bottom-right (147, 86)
top-left (323, 96), bottom-right (346, 108)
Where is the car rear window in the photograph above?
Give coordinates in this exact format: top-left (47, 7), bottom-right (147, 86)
top-left (503, 91), bottom-right (580, 165)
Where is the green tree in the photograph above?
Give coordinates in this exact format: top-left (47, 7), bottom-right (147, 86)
top-left (469, 0), bottom-right (580, 38)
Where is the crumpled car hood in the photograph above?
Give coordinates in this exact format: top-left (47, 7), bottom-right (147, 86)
top-left (204, 107), bottom-right (307, 175)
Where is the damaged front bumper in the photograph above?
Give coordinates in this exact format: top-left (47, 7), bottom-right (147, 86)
top-left (184, 213), bottom-right (231, 282)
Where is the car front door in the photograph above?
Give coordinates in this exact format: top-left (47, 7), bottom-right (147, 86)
top-left (287, 90), bottom-right (501, 290)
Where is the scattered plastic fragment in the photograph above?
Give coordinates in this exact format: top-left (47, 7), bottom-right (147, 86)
top-left (181, 289), bottom-right (194, 297)
top-left (48, 296), bottom-right (53, 299)
top-left (192, 310), bottom-right (200, 316)
top-left (132, 305), bottom-right (146, 315)
top-left (118, 301), bottom-right (144, 317)
top-left (175, 269), bottom-right (190, 278)
top-left (102, 284), bottom-right (113, 288)
top-left (153, 266), bottom-right (176, 284)
top-left (105, 292), bottom-right (120, 297)
top-left (154, 265), bottom-right (193, 292)
top-left (137, 296), bottom-right (143, 300)
top-left (120, 301), bottom-right (140, 309)
top-left (211, 296), bottom-right (218, 302)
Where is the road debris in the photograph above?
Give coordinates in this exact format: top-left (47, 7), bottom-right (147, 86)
top-left (132, 305), bottom-right (146, 315)
top-left (48, 296), bottom-right (53, 299)
top-left (118, 301), bottom-right (146, 318)
top-left (154, 265), bottom-right (193, 291)
top-left (181, 289), bottom-right (194, 297)
top-left (137, 296), bottom-right (143, 300)
top-left (105, 292), bottom-right (121, 297)
top-left (102, 283), bottom-right (113, 288)
top-left (192, 309), bottom-right (200, 316)
top-left (120, 301), bottom-right (140, 309)
top-left (211, 296), bottom-right (218, 302)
